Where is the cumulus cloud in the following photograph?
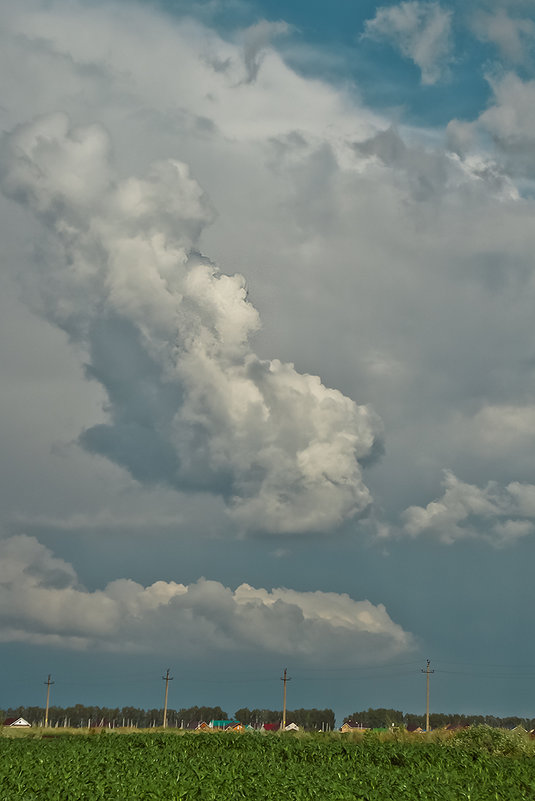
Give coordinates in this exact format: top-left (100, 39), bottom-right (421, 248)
top-left (352, 125), bottom-right (518, 203)
top-left (362, 1), bottom-right (453, 85)
top-left (1, 0), bottom-right (534, 554)
top-left (454, 404), bottom-right (535, 456)
top-left (447, 73), bottom-right (535, 177)
top-left (477, 74), bottom-right (535, 158)
top-left (242, 19), bottom-right (290, 83)
top-left (471, 9), bottom-right (535, 64)
top-left (0, 534), bottom-right (414, 660)
top-left (402, 470), bottom-right (535, 546)
top-left (0, 113), bottom-right (381, 535)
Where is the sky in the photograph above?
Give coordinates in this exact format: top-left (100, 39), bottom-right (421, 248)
top-left (1, 0), bottom-right (535, 726)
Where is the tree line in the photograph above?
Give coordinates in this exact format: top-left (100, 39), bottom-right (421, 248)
top-left (344, 708), bottom-right (535, 730)
top-left (0, 705), bottom-right (334, 730)
top-left (4, 704), bottom-right (531, 730)
top-left (0, 705), bottom-right (227, 729)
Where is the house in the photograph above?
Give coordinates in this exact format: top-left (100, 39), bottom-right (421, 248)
top-left (227, 723), bottom-right (246, 732)
top-left (3, 717), bottom-right (31, 727)
top-left (283, 723), bottom-right (299, 732)
top-left (406, 725), bottom-right (424, 733)
top-left (209, 720), bottom-right (239, 729)
top-left (261, 723), bottom-right (280, 732)
top-left (340, 721), bottom-right (365, 733)
top-left (195, 722), bottom-right (210, 731)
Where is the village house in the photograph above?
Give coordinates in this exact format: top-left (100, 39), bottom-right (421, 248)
top-left (3, 717), bottom-right (31, 727)
top-left (340, 721), bottom-right (366, 733)
top-left (209, 720), bottom-right (239, 730)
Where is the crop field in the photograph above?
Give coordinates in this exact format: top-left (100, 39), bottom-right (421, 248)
top-left (1, 728), bottom-right (534, 800)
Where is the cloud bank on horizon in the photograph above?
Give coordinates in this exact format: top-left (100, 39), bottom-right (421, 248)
top-left (0, 534), bottom-right (413, 660)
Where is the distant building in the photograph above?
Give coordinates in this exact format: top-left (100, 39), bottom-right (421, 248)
top-left (261, 723), bottom-right (280, 732)
top-left (284, 723), bottom-right (299, 731)
top-left (209, 720), bottom-right (239, 729)
top-left (340, 721), bottom-right (365, 733)
top-left (3, 717), bottom-right (31, 727)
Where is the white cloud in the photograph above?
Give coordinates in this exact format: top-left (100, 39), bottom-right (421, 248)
top-left (471, 9), bottom-right (535, 64)
top-left (458, 404), bottom-right (535, 454)
top-left (241, 19), bottom-right (290, 83)
top-left (478, 73), bottom-right (535, 156)
top-left (0, 534), bottom-right (414, 660)
top-left (352, 125), bottom-right (517, 202)
top-left (0, 2), bottom-right (378, 145)
top-left (362, 1), bottom-right (453, 85)
top-left (447, 73), bottom-right (535, 178)
top-left (1, 0), bottom-right (535, 555)
top-left (0, 112), bottom-right (382, 535)
top-left (402, 470), bottom-right (535, 546)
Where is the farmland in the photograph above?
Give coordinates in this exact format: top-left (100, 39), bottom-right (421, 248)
top-left (1, 728), bottom-right (535, 800)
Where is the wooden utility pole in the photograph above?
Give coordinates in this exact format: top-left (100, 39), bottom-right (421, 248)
top-left (421, 660), bottom-right (434, 732)
top-left (44, 674), bottom-right (54, 728)
top-left (280, 668), bottom-right (291, 730)
top-left (162, 668), bottom-right (173, 728)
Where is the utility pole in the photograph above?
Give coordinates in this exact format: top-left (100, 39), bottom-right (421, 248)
top-left (162, 668), bottom-right (173, 728)
top-left (44, 674), bottom-right (54, 728)
top-left (421, 659), bottom-right (434, 732)
top-left (280, 668), bottom-right (291, 731)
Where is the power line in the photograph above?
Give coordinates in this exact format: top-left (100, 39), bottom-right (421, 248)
top-left (431, 659), bottom-right (535, 669)
top-left (293, 661), bottom-right (422, 674)
top-left (437, 669), bottom-right (535, 679)
top-left (294, 670), bottom-right (418, 682)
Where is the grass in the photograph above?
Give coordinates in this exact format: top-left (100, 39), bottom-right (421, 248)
top-left (0, 727), bottom-right (534, 800)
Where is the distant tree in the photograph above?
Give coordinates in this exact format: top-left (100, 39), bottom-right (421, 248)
top-left (287, 708), bottom-right (335, 731)
top-left (235, 708), bottom-right (253, 725)
top-left (344, 708), bottom-right (403, 728)
top-left (429, 713), bottom-right (450, 729)
top-left (120, 706), bottom-right (142, 727)
top-left (404, 713), bottom-right (424, 729)
top-left (177, 706), bottom-right (227, 724)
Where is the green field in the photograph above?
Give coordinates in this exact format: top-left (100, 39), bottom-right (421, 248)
top-left (1, 728), bottom-right (534, 800)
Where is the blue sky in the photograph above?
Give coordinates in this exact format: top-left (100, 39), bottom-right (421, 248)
top-left (1, 0), bottom-right (535, 725)
top-left (156, 0), bottom-right (495, 124)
